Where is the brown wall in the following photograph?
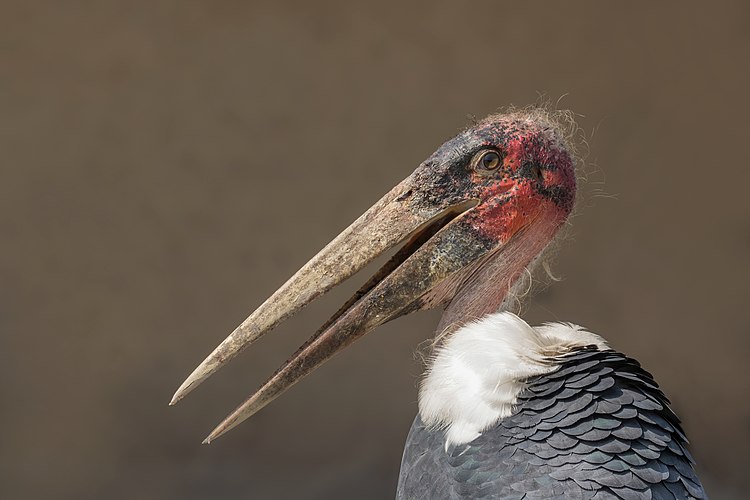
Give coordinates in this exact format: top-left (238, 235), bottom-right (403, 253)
top-left (1, 2), bottom-right (748, 499)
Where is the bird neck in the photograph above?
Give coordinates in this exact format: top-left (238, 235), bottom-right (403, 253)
top-left (418, 312), bottom-right (608, 447)
top-left (434, 218), bottom-right (558, 338)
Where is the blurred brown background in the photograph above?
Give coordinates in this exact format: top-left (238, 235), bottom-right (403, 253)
top-left (2, 1), bottom-right (749, 499)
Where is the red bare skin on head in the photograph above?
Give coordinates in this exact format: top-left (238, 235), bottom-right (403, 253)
top-left (432, 117), bottom-right (577, 332)
top-left (466, 119), bottom-right (576, 243)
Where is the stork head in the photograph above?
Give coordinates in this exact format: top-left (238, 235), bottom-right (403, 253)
top-left (171, 111), bottom-right (577, 442)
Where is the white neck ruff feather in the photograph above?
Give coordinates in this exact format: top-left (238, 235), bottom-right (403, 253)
top-left (418, 311), bottom-right (608, 447)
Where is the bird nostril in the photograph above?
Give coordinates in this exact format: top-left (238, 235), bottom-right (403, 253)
top-left (396, 189), bottom-right (413, 202)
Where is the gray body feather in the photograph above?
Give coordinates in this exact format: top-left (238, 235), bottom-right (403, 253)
top-left (397, 349), bottom-right (706, 499)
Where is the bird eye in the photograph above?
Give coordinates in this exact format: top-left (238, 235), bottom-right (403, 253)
top-left (475, 150), bottom-right (502, 172)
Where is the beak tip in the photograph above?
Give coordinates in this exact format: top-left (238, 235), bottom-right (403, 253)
top-left (172, 326), bottom-right (254, 406)
top-left (169, 379), bottom-right (196, 406)
top-left (202, 423), bottom-right (228, 445)
top-left (171, 353), bottom-right (224, 405)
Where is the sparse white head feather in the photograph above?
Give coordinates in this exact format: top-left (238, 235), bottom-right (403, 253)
top-left (418, 311), bottom-right (608, 447)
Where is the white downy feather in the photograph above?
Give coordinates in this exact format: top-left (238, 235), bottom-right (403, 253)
top-left (418, 311), bottom-right (609, 447)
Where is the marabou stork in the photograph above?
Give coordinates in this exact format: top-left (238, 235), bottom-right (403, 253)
top-left (171, 111), bottom-right (706, 499)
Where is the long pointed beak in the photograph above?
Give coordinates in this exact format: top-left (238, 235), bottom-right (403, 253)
top-left (170, 178), bottom-right (416, 405)
top-left (171, 174), bottom-right (493, 442)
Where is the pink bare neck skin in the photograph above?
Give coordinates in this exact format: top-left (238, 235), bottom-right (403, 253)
top-left (435, 217), bottom-right (559, 338)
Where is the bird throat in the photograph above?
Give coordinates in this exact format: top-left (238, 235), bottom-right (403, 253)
top-left (433, 218), bottom-right (559, 341)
